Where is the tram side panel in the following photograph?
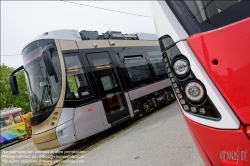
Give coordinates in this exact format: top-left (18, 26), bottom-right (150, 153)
top-left (112, 45), bottom-right (174, 115)
top-left (57, 46), bottom-right (132, 144)
top-left (46, 40), bottom-right (175, 149)
top-left (57, 48), bottom-right (112, 146)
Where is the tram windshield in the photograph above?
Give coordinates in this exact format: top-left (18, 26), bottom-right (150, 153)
top-left (167, 0), bottom-right (250, 33)
top-left (22, 40), bottom-right (62, 115)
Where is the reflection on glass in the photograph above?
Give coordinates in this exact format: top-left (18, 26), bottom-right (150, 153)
top-left (147, 51), bottom-right (167, 76)
top-left (103, 94), bottom-right (125, 115)
top-left (184, 0), bottom-right (240, 23)
top-left (101, 75), bottom-right (117, 91)
top-left (124, 56), bottom-right (151, 82)
top-left (66, 76), bottom-right (79, 99)
top-left (23, 41), bottom-right (62, 115)
top-left (13, 113), bottom-right (22, 123)
top-left (64, 55), bottom-right (89, 99)
top-left (0, 116), bottom-right (12, 127)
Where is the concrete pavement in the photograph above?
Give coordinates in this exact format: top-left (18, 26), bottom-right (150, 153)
top-left (67, 101), bottom-right (204, 166)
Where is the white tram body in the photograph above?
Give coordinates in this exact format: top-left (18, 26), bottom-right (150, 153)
top-left (10, 29), bottom-right (174, 150)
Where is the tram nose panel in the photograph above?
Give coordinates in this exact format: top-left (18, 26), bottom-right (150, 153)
top-left (32, 108), bottom-right (77, 150)
top-left (187, 18), bottom-right (250, 125)
top-left (56, 120), bottom-right (77, 146)
top-left (54, 108), bottom-right (77, 146)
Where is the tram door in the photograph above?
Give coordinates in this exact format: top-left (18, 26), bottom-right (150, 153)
top-left (87, 52), bottom-right (130, 125)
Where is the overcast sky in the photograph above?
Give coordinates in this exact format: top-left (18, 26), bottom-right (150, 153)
top-left (1, 1), bottom-right (155, 68)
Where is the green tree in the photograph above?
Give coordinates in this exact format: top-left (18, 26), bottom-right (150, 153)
top-left (0, 64), bottom-right (30, 113)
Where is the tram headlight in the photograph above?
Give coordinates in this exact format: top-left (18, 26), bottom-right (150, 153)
top-left (184, 81), bottom-right (205, 103)
top-left (173, 59), bottom-right (190, 76)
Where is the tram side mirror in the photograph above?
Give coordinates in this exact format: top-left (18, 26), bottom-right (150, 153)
top-left (9, 75), bottom-right (18, 95)
top-left (42, 44), bottom-right (56, 77)
top-left (9, 65), bottom-right (24, 95)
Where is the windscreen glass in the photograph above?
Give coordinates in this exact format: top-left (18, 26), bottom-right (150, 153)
top-left (147, 51), bottom-right (167, 76)
top-left (22, 40), bottom-right (61, 116)
top-left (168, 0), bottom-right (250, 33)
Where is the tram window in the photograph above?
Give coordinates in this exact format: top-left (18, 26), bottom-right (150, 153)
top-left (64, 55), bottom-right (91, 100)
top-left (101, 75), bottom-right (118, 91)
top-left (13, 113), bottom-right (23, 123)
top-left (93, 58), bottom-right (110, 69)
top-left (101, 76), bottom-right (114, 91)
top-left (87, 52), bottom-right (111, 68)
top-left (103, 93), bottom-right (125, 116)
top-left (147, 51), bottom-right (167, 76)
top-left (0, 116), bottom-right (12, 127)
top-left (66, 76), bottom-right (79, 98)
top-left (123, 55), bottom-right (151, 82)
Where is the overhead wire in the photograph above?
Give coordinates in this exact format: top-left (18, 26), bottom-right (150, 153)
top-left (2, 1), bottom-right (152, 57)
top-left (62, 1), bottom-right (153, 18)
top-left (1, 54), bottom-right (22, 56)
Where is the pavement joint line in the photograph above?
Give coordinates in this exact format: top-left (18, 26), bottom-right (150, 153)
top-left (1, 144), bottom-right (36, 164)
top-left (0, 139), bottom-right (32, 152)
top-left (1, 101), bottom-right (177, 166)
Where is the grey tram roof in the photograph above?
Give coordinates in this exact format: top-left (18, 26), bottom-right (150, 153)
top-left (23, 29), bottom-right (158, 51)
